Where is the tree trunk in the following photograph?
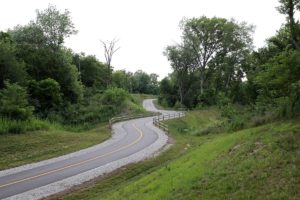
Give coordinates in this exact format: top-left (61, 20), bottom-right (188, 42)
top-left (287, 0), bottom-right (300, 51)
top-left (200, 69), bottom-right (205, 95)
top-left (179, 83), bottom-right (183, 104)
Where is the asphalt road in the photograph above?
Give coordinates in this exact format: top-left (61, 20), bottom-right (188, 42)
top-left (0, 99), bottom-right (176, 199)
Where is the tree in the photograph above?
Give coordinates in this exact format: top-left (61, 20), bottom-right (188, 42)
top-left (0, 82), bottom-right (33, 120)
top-left (10, 10), bottom-right (83, 103)
top-left (165, 45), bottom-right (195, 104)
top-left (0, 32), bottom-right (27, 88)
top-left (112, 70), bottom-right (133, 92)
top-left (76, 55), bottom-right (108, 89)
top-left (149, 73), bottom-right (159, 94)
top-left (163, 17), bottom-right (253, 107)
top-left (181, 17), bottom-right (253, 96)
top-left (159, 77), bottom-right (177, 107)
top-left (255, 49), bottom-right (300, 113)
top-left (277, 0), bottom-right (300, 50)
top-left (36, 4), bottom-right (77, 50)
top-left (181, 17), bottom-right (227, 95)
top-left (132, 70), bottom-right (151, 93)
top-left (100, 38), bottom-right (120, 86)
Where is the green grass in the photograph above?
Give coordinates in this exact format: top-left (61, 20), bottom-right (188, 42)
top-left (131, 94), bottom-right (156, 106)
top-left (0, 123), bottom-right (111, 170)
top-left (119, 94), bottom-right (158, 116)
top-left (167, 108), bottom-right (223, 136)
top-left (152, 99), bottom-right (175, 110)
top-left (61, 110), bottom-right (300, 200)
top-left (0, 117), bottom-right (50, 134)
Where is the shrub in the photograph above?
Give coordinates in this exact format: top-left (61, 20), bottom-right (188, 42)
top-left (101, 87), bottom-right (128, 108)
top-left (28, 78), bottom-right (62, 115)
top-left (174, 101), bottom-right (185, 110)
top-left (0, 82), bottom-right (33, 120)
top-left (61, 102), bottom-right (115, 125)
top-left (289, 80), bottom-right (300, 116)
top-left (216, 92), bottom-right (231, 108)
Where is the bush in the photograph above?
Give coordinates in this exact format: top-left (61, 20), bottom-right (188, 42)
top-left (28, 78), bottom-right (62, 115)
top-left (216, 92), bottom-right (231, 108)
top-left (62, 102), bottom-right (115, 125)
top-left (0, 82), bottom-right (33, 120)
top-left (61, 90), bottom-right (124, 125)
top-left (174, 101), bottom-right (185, 110)
top-left (101, 87), bottom-right (128, 108)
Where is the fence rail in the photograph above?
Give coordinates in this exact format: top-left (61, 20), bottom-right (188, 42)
top-left (109, 113), bottom-right (157, 129)
top-left (109, 112), bottom-right (185, 133)
top-left (153, 112), bottom-right (184, 133)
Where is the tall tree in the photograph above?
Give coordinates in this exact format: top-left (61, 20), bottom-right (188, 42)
top-left (181, 17), bottom-right (227, 95)
top-left (112, 70), bottom-right (133, 92)
top-left (10, 5), bottom-right (83, 103)
top-left (100, 38), bottom-right (120, 87)
top-left (77, 55), bottom-right (108, 89)
top-left (0, 32), bottom-right (27, 88)
top-left (178, 17), bottom-right (253, 101)
top-left (277, 0), bottom-right (300, 50)
top-left (165, 45), bottom-right (195, 104)
top-left (36, 4), bottom-right (77, 50)
top-left (132, 70), bottom-right (151, 93)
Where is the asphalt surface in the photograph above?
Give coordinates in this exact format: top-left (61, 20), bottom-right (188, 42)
top-left (0, 99), bottom-right (176, 199)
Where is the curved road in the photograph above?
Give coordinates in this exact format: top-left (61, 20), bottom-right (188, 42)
top-left (0, 99), bottom-right (179, 200)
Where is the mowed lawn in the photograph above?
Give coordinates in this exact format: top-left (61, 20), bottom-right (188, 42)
top-left (0, 123), bottom-right (110, 170)
top-left (61, 110), bottom-right (300, 200)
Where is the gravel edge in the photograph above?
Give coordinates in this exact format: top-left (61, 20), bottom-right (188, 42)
top-left (3, 120), bottom-right (168, 200)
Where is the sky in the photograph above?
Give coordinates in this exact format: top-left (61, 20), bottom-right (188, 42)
top-left (0, 0), bottom-right (286, 79)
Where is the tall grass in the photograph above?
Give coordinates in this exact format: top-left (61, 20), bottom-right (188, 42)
top-left (0, 118), bottom-right (50, 134)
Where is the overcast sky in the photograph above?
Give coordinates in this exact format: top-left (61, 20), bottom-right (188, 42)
top-left (0, 0), bottom-right (286, 79)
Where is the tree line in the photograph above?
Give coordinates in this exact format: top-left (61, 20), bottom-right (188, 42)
top-left (0, 5), bottom-right (158, 126)
top-left (160, 0), bottom-right (300, 120)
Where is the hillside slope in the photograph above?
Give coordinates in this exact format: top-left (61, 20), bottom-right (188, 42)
top-left (62, 110), bottom-right (299, 200)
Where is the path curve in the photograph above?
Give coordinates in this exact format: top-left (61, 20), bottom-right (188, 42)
top-left (0, 99), bottom-right (180, 200)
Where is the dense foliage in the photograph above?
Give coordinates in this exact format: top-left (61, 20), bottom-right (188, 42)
top-left (0, 5), bottom-right (158, 133)
top-left (0, 82), bottom-right (33, 120)
top-left (161, 0), bottom-right (300, 121)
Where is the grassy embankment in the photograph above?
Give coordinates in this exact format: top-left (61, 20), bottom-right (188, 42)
top-left (0, 94), bottom-right (152, 170)
top-left (61, 108), bottom-right (299, 200)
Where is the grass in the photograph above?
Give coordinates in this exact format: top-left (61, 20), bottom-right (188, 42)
top-left (0, 123), bottom-right (111, 170)
top-left (118, 94), bottom-right (158, 116)
top-left (60, 109), bottom-right (300, 200)
top-left (152, 99), bottom-right (176, 110)
top-left (167, 108), bottom-right (223, 135)
top-left (0, 117), bottom-right (50, 135)
top-left (131, 94), bottom-right (157, 106)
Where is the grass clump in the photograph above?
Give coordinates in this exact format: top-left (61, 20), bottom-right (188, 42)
top-left (0, 117), bottom-right (49, 134)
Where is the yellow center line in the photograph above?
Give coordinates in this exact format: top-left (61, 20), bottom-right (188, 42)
top-left (0, 123), bottom-right (144, 189)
